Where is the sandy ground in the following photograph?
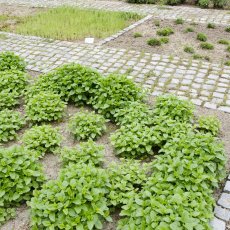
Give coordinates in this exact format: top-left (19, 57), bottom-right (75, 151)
top-left (106, 18), bottom-right (230, 64)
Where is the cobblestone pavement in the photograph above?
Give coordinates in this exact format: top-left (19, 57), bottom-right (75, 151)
top-left (0, 31), bottom-right (230, 114)
top-left (1, 0), bottom-right (230, 25)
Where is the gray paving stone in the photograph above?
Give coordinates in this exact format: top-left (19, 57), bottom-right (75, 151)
top-left (218, 193), bottom-right (230, 209)
top-left (214, 205), bottom-right (230, 221)
top-left (224, 181), bottom-right (230, 192)
top-left (210, 217), bottom-right (226, 230)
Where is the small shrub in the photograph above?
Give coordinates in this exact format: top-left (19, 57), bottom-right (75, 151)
top-left (225, 60), bottom-right (230, 66)
top-left (0, 70), bottom-right (29, 96)
top-left (198, 0), bottom-right (210, 8)
top-left (153, 94), bottom-right (194, 122)
top-left (207, 23), bottom-right (216, 29)
top-left (225, 26), bottom-right (230, 32)
top-left (25, 92), bottom-right (66, 123)
top-left (195, 116), bottom-right (221, 136)
top-left (193, 54), bottom-right (204, 60)
top-left (29, 163), bottom-right (111, 229)
top-left (0, 52), bottom-right (26, 72)
top-left (89, 74), bottom-right (145, 119)
top-left (165, 0), bottom-right (185, 5)
top-left (110, 123), bottom-right (157, 158)
top-left (0, 109), bottom-right (25, 142)
top-left (218, 39), bottom-right (229, 45)
top-left (200, 42), bottom-right (214, 50)
top-left (147, 38), bottom-right (161, 46)
top-left (0, 145), bottom-right (45, 225)
top-left (22, 125), bottom-right (62, 158)
top-left (0, 90), bottom-right (19, 110)
top-left (227, 46), bottom-right (230, 53)
top-left (107, 159), bottom-right (148, 207)
top-left (60, 140), bottom-right (104, 166)
top-left (213, 0), bottom-right (228, 8)
top-left (184, 46), bottom-right (195, 54)
top-left (157, 27), bottom-right (174, 36)
top-left (197, 33), bottom-right (207, 42)
top-left (160, 37), bottom-right (169, 44)
top-left (133, 32), bottom-right (142, 38)
top-left (184, 27), bottom-right (194, 33)
top-left (175, 18), bottom-right (184, 24)
top-left (68, 111), bottom-right (107, 140)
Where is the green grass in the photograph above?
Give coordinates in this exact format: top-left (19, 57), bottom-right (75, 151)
top-left (9, 7), bottom-right (141, 40)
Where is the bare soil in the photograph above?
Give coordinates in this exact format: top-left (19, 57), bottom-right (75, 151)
top-left (106, 18), bottom-right (230, 64)
top-left (1, 71), bottom-right (230, 229)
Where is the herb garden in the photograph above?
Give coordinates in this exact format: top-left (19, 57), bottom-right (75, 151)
top-left (0, 51), bottom-right (227, 229)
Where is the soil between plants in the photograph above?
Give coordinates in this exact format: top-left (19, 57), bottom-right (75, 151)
top-left (1, 71), bottom-right (230, 229)
top-left (106, 18), bottom-right (230, 64)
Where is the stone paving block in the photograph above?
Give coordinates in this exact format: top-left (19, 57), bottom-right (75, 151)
top-left (224, 181), bottom-right (230, 192)
top-left (214, 205), bottom-right (230, 221)
top-left (210, 217), bottom-right (226, 230)
top-left (218, 193), bottom-right (230, 209)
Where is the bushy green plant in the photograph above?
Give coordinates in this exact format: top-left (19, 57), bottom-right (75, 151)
top-left (114, 101), bottom-right (154, 126)
top-left (227, 46), bottom-right (230, 53)
top-left (25, 92), bottom-right (66, 123)
top-left (153, 94), bottom-right (194, 122)
top-left (61, 140), bottom-right (104, 166)
top-left (25, 63), bottom-right (102, 104)
top-left (0, 145), bottom-right (45, 225)
top-left (197, 33), bottom-right (207, 41)
top-left (68, 111), bottom-right (107, 140)
top-left (207, 23), bottom-right (216, 29)
top-left (184, 46), bottom-right (195, 54)
top-left (184, 27), bottom-right (194, 33)
top-left (175, 18), bottom-right (184, 24)
top-left (0, 90), bottom-right (19, 110)
top-left (157, 27), bottom-right (174, 36)
top-left (198, 0), bottom-right (210, 7)
top-left (29, 163), bottom-right (111, 229)
top-left (0, 109), bottom-right (25, 142)
top-left (226, 26), bottom-right (230, 32)
top-left (195, 115), bottom-right (221, 136)
top-left (0, 70), bottom-right (29, 96)
top-left (107, 159), bottom-right (148, 207)
top-left (160, 37), bottom-right (169, 44)
top-left (166, 0), bottom-right (185, 5)
top-left (89, 74), bottom-right (145, 119)
top-left (200, 42), bottom-right (214, 50)
top-left (218, 39), bottom-right (229, 45)
top-left (225, 60), bottom-right (230, 66)
top-left (212, 0), bottom-right (227, 8)
top-left (110, 123), bottom-right (158, 158)
top-left (133, 32), bottom-right (142, 38)
top-left (0, 52), bottom-right (26, 72)
top-left (147, 38), bottom-right (161, 46)
top-left (22, 125), bottom-right (62, 158)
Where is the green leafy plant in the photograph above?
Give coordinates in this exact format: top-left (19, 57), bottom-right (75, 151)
top-left (0, 145), bottom-right (45, 225)
top-left (184, 46), bottom-right (195, 54)
top-left (133, 32), bottom-right (142, 38)
top-left (0, 109), bottom-right (25, 142)
top-left (0, 90), bottom-right (19, 110)
top-left (29, 163), bottom-right (111, 229)
top-left (200, 42), bottom-right (214, 50)
top-left (225, 26), bottom-right (230, 32)
top-left (89, 74), bottom-right (145, 119)
top-left (218, 39), bottom-right (229, 45)
top-left (212, 0), bottom-right (227, 8)
top-left (175, 18), bottom-right (184, 24)
top-left (157, 27), bottom-right (174, 36)
top-left (207, 23), bottom-right (215, 29)
top-left (60, 140), bottom-right (104, 166)
top-left (197, 33), bottom-right (207, 42)
top-left (25, 92), bottom-right (66, 123)
top-left (153, 94), bottom-right (194, 122)
top-left (227, 46), bottom-right (230, 53)
top-left (160, 37), bottom-right (169, 44)
top-left (198, 0), bottom-right (210, 7)
top-left (0, 52), bottom-right (26, 72)
top-left (195, 115), bottom-right (221, 136)
top-left (107, 159), bottom-right (148, 207)
top-left (22, 125), bottom-right (62, 158)
top-left (184, 27), bottom-right (194, 33)
top-left (147, 38), bottom-right (161, 46)
top-left (193, 54), bottom-right (204, 60)
top-left (68, 111), bottom-right (107, 140)
top-left (225, 60), bottom-right (230, 66)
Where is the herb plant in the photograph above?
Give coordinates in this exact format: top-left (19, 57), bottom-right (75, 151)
top-left (0, 90), bottom-right (19, 110)
top-left (22, 125), bottom-right (62, 158)
top-left (175, 18), bottom-right (184, 24)
top-left (68, 111), bottom-right (107, 140)
top-left (156, 27), bottom-right (174, 36)
top-left (184, 46), bottom-right (195, 54)
top-left (197, 33), bottom-right (207, 42)
top-left (147, 38), bottom-right (161, 46)
top-left (200, 42), bottom-right (214, 50)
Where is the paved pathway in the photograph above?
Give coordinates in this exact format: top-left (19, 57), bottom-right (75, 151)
top-left (0, 31), bottom-right (230, 113)
top-left (1, 0), bottom-right (230, 25)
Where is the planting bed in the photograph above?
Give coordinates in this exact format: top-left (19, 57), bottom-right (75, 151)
top-left (0, 51), bottom-right (229, 230)
top-left (107, 18), bottom-right (230, 65)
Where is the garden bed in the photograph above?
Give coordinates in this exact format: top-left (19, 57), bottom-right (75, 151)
top-left (106, 18), bottom-right (230, 65)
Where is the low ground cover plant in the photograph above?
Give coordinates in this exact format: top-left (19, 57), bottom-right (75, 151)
top-left (184, 46), bottom-right (195, 54)
top-left (200, 42), bottom-right (214, 50)
top-left (68, 111), bottom-right (107, 140)
top-left (22, 125), bottom-right (62, 158)
top-left (147, 38), bottom-right (161, 46)
top-left (197, 33), bottom-right (208, 42)
top-left (0, 90), bottom-right (19, 110)
top-left (157, 27), bottom-right (174, 36)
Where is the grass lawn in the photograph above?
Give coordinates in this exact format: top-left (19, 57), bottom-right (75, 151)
top-left (5, 7), bottom-right (141, 41)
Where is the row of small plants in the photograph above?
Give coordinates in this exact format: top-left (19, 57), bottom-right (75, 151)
top-left (0, 51), bottom-right (227, 229)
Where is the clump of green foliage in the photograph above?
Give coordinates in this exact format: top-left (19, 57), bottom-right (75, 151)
top-left (0, 52), bottom-right (26, 72)
top-left (107, 159), bottom-right (148, 207)
top-left (213, 0), bottom-right (228, 8)
top-left (22, 125), bottom-right (62, 158)
top-left (153, 94), bottom-right (194, 122)
top-left (89, 74), bottom-right (145, 118)
top-left (184, 27), bottom-right (194, 33)
top-left (133, 32), bottom-right (142, 38)
top-left (68, 111), bottom-right (107, 140)
top-left (0, 109), bottom-right (25, 142)
top-left (160, 37), bottom-right (169, 44)
top-left (175, 18), bottom-right (184, 24)
top-left (157, 27), bottom-right (174, 36)
top-left (218, 39), bottom-right (229, 45)
top-left (225, 60), bottom-right (230, 66)
top-left (0, 145), bottom-right (45, 225)
top-left (207, 23), bottom-right (215, 29)
top-left (29, 163), bottom-right (111, 229)
top-left (200, 42), bottom-right (214, 50)
top-left (25, 92), bottom-right (66, 123)
top-left (195, 115), bottom-right (221, 136)
top-left (227, 46), bottom-right (230, 53)
top-left (197, 33), bottom-right (207, 42)
top-left (198, 0), bottom-right (210, 7)
top-left (0, 90), bottom-right (19, 110)
top-left (225, 26), bottom-right (230, 32)
top-left (184, 46), bottom-right (195, 54)
top-left (147, 38), bottom-right (161, 46)
top-left (60, 140), bottom-right (104, 166)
